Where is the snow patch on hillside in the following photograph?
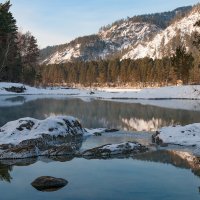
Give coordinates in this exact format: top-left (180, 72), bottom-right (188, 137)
top-left (123, 10), bottom-right (200, 59)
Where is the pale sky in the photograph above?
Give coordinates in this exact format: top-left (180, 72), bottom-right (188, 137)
top-left (6, 0), bottom-right (200, 48)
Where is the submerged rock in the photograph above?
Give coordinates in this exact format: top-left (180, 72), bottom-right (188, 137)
top-left (31, 176), bottom-right (68, 192)
top-left (82, 142), bottom-right (148, 158)
top-left (0, 116), bottom-right (84, 159)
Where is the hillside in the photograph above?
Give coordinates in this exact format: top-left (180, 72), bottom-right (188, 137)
top-left (123, 6), bottom-right (200, 59)
top-left (40, 6), bottom-right (193, 64)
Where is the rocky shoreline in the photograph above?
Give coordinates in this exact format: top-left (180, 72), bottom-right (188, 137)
top-left (0, 115), bottom-right (200, 169)
top-left (0, 116), bottom-right (150, 160)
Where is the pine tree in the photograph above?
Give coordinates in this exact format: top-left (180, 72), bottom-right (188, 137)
top-left (0, 1), bottom-right (21, 82)
top-left (171, 45), bottom-right (194, 84)
top-left (193, 20), bottom-right (200, 51)
top-left (17, 31), bottom-right (39, 84)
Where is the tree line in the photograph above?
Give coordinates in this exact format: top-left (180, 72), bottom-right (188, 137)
top-left (38, 44), bottom-right (199, 87)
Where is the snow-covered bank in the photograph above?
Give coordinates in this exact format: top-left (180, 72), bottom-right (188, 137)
top-left (1, 82), bottom-right (200, 100)
top-left (154, 123), bottom-right (200, 156)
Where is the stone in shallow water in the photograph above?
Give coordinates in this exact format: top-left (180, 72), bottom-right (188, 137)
top-left (82, 142), bottom-right (148, 158)
top-left (31, 176), bottom-right (68, 192)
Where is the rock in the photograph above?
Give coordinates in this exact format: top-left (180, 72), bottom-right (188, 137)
top-left (105, 128), bottom-right (119, 133)
top-left (153, 124), bottom-right (200, 155)
top-left (0, 116), bottom-right (84, 159)
top-left (93, 132), bottom-right (102, 136)
top-left (89, 91), bottom-right (95, 95)
top-left (0, 145), bottom-right (40, 159)
top-left (31, 176), bottom-right (68, 192)
top-left (82, 142), bottom-right (148, 158)
top-left (4, 86), bottom-right (26, 93)
top-left (42, 145), bottom-right (77, 156)
top-left (152, 131), bottom-right (164, 145)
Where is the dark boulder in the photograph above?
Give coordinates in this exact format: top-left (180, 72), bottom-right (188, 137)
top-left (31, 176), bottom-right (68, 192)
top-left (4, 86), bottom-right (26, 93)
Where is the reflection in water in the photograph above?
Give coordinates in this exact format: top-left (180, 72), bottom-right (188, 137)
top-left (122, 117), bottom-right (173, 131)
top-left (0, 97), bottom-right (200, 131)
top-left (1, 150), bottom-right (200, 183)
top-left (0, 163), bottom-right (12, 182)
top-left (0, 156), bottom-right (74, 183)
top-left (135, 150), bottom-right (200, 178)
top-left (5, 96), bottom-right (26, 103)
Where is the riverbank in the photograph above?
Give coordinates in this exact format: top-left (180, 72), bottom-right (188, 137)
top-left (1, 82), bottom-right (200, 100)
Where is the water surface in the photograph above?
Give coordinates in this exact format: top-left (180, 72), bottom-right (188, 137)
top-left (1, 96), bottom-right (200, 131)
top-left (1, 96), bottom-right (200, 199)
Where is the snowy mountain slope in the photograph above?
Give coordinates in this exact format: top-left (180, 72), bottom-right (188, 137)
top-left (40, 6), bottom-right (193, 64)
top-left (99, 22), bottom-right (161, 50)
top-left (123, 7), bottom-right (200, 60)
top-left (42, 23), bottom-right (161, 65)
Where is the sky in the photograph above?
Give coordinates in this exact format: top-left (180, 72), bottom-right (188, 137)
top-left (4, 0), bottom-right (200, 48)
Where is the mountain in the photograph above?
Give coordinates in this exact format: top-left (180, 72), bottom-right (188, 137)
top-left (123, 6), bottom-right (200, 60)
top-left (40, 6), bottom-right (194, 64)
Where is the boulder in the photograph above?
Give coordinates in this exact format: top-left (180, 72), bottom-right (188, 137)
top-left (0, 116), bottom-right (84, 159)
top-left (105, 128), bottom-right (119, 132)
top-left (31, 176), bottom-right (68, 192)
top-left (4, 86), bottom-right (26, 93)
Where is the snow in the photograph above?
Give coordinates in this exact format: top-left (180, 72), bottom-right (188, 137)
top-left (123, 9), bottom-right (200, 60)
top-left (99, 22), bottom-right (161, 49)
top-left (84, 128), bottom-right (106, 136)
top-left (82, 141), bottom-right (147, 156)
top-left (0, 116), bottom-right (84, 145)
top-left (42, 21), bottom-right (161, 64)
top-left (1, 82), bottom-right (200, 100)
top-left (157, 123), bottom-right (200, 155)
top-left (1, 83), bottom-right (200, 112)
top-left (43, 45), bottom-right (81, 65)
top-left (101, 142), bottom-right (139, 152)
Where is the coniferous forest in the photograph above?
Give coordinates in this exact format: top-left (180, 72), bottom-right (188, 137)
top-left (1, 1), bottom-right (200, 87)
top-left (0, 1), bottom-right (39, 85)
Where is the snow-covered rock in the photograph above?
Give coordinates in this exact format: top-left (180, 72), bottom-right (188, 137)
top-left (153, 123), bottom-right (200, 155)
top-left (82, 142), bottom-right (148, 158)
top-left (0, 116), bottom-right (85, 159)
top-left (0, 116), bottom-right (84, 145)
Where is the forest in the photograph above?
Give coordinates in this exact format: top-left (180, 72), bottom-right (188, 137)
top-left (0, 1), bottom-right (39, 85)
top-left (39, 47), bottom-right (199, 87)
top-left (0, 1), bottom-right (200, 88)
